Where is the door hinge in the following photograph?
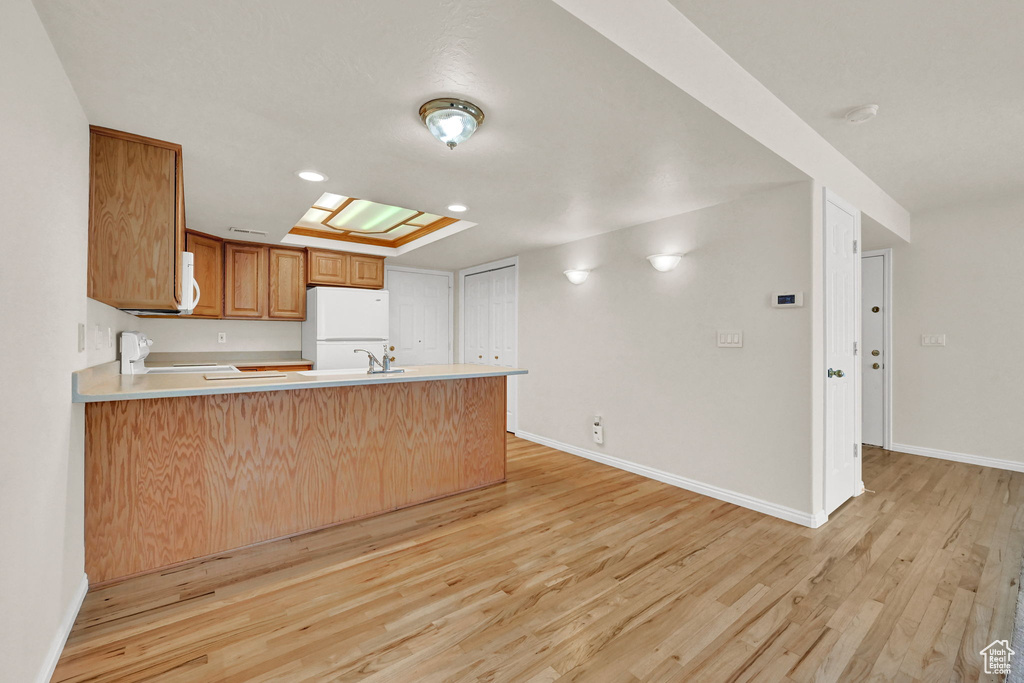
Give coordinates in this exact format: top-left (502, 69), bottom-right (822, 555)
top-left (853, 341), bottom-right (858, 355)
top-left (854, 443), bottom-right (860, 458)
top-left (852, 239), bottom-right (858, 254)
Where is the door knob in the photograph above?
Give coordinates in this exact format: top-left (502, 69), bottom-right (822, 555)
top-left (835, 369), bottom-right (845, 378)
top-left (478, 355), bottom-right (482, 359)
top-left (871, 350), bottom-right (880, 356)
top-left (871, 306), bottom-right (880, 313)
top-left (828, 368), bottom-right (845, 378)
top-left (872, 363), bottom-right (880, 370)
top-left (389, 345), bottom-right (395, 351)
top-left (494, 355), bottom-right (499, 360)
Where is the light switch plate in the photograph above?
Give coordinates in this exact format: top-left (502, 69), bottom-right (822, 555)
top-left (218, 332), bottom-right (227, 344)
top-left (718, 331), bottom-right (743, 348)
top-left (921, 334), bottom-right (946, 347)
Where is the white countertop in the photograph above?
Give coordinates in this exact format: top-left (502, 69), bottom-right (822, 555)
top-left (72, 362), bottom-right (527, 403)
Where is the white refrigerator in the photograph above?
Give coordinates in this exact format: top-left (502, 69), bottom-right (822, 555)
top-left (301, 287), bottom-right (390, 369)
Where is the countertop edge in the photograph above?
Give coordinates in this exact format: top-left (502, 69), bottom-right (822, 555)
top-left (72, 364), bottom-right (527, 403)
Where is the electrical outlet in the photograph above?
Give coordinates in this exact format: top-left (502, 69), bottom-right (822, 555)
top-left (78, 323), bottom-right (86, 352)
top-left (218, 332), bottom-right (227, 344)
top-left (107, 327), bottom-right (113, 348)
top-left (592, 416), bottom-right (604, 445)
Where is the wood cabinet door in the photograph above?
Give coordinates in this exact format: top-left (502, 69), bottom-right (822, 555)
top-left (88, 128), bottom-right (182, 309)
top-left (268, 247), bottom-right (307, 320)
top-left (185, 232), bottom-right (223, 318)
top-left (307, 248), bottom-right (349, 286)
top-left (223, 242), bottom-right (267, 318)
top-left (349, 254), bottom-right (385, 289)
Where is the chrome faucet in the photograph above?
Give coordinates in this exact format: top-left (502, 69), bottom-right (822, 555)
top-left (354, 344), bottom-right (404, 374)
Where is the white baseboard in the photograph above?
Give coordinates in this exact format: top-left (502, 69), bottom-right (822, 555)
top-left (37, 572), bottom-right (88, 683)
top-left (515, 431), bottom-right (826, 528)
top-left (890, 443), bottom-right (1024, 473)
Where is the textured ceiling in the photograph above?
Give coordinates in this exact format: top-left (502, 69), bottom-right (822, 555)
top-left (670, 0), bottom-right (1024, 213)
top-left (35, 0), bottom-right (803, 270)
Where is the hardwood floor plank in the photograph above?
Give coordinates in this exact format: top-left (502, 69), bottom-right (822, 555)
top-left (52, 439), bottom-right (1024, 682)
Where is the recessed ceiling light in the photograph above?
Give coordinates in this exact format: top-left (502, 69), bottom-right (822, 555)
top-left (297, 170), bottom-right (327, 182)
top-left (844, 104), bottom-right (879, 125)
top-left (447, 204), bottom-right (468, 213)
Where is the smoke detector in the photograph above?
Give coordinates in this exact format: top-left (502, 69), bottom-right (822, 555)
top-left (844, 104), bottom-right (879, 124)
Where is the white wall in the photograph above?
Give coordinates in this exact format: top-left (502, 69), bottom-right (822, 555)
top-left (86, 298), bottom-right (302, 363)
top-left (517, 182), bottom-right (816, 515)
top-left (879, 196), bottom-right (1024, 465)
top-left (0, 1), bottom-right (90, 680)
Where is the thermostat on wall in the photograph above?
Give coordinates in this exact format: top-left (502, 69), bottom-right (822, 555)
top-left (771, 292), bottom-right (804, 308)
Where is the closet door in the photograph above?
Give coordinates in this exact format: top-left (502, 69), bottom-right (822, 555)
top-left (463, 266), bottom-right (517, 432)
top-left (488, 267), bottom-right (516, 368)
top-left (463, 271), bottom-right (491, 364)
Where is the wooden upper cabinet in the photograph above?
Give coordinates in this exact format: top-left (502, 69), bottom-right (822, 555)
top-left (307, 248), bottom-right (349, 286)
top-left (88, 127), bottom-right (185, 310)
top-left (307, 248), bottom-right (384, 289)
top-left (223, 243), bottom-right (267, 318)
top-left (268, 247), bottom-right (306, 320)
top-left (184, 232), bottom-right (223, 318)
top-left (348, 254), bottom-right (385, 289)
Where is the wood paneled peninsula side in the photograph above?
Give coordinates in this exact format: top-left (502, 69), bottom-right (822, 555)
top-left (73, 363), bottom-right (526, 584)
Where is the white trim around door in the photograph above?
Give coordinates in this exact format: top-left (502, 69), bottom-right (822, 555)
top-left (862, 248), bottom-right (893, 450)
top-left (384, 265), bottom-right (455, 364)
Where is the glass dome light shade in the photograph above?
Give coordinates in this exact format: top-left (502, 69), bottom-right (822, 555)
top-left (425, 109), bottom-right (477, 149)
top-left (564, 269), bottom-right (590, 285)
top-left (419, 99), bottom-right (485, 150)
top-left (647, 253), bottom-right (682, 272)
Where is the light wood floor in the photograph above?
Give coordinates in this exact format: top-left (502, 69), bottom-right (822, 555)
top-left (54, 436), bottom-right (1024, 682)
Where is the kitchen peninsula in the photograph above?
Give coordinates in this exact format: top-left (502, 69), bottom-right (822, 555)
top-left (73, 363), bottom-right (526, 584)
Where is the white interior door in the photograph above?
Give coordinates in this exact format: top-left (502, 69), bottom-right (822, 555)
top-left (463, 265), bottom-right (517, 432)
top-left (464, 271), bottom-right (490, 365)
top-left (824, 190), bottom-right (861, 515)
top-left (861, 255), bottom-right (885, 447)
top-left (387, 269), bottom-right (451, 366)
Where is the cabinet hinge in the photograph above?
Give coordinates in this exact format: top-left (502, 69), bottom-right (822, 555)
top-left (853, 341), bottom-right (858, 355)
top-left (853, 239), bottom-right (858, 254)
top-left (854, 443), bottom-right (860, 458)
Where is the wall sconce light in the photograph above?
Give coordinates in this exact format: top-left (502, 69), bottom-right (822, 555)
top-left (563, 269), bottom-right (590, 285)
top-left (646, 253), bottom-right (682, 272)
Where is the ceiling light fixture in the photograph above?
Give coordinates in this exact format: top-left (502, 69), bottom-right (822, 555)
top-left (564, 269), bottom-right (590, 285)
top-left (447, 204), bottom-right (468, 213)
top-left (844, 104), bottom-right (879, 125)
top-left (646, 253), bottom-right (682, 272)
top-left (419, 98), bottom-right (485, 150)
top-left (297, 170), bottom-right (327, 182)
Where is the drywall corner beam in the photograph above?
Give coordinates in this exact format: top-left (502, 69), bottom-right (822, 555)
top-left (552, 0), bottom-right (911, 241)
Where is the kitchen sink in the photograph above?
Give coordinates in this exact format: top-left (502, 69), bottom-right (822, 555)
top-left (147, 365), bottom-right (240, 374)
top-left (299, 368), bottom-right (416, 377)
